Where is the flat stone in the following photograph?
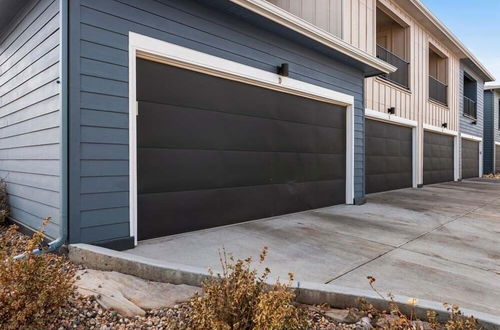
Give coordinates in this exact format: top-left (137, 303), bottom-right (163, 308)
top-left (324, 308), bottom-right (362, 323)
top-left (76, 269), bottom-right (202, 316)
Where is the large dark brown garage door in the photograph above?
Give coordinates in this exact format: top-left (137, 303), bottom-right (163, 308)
top-left (496, 145), bottom-right (500, 173)
top-left (461, 139), bottom-right (479, 179)
top-left (136, 59), bottom-right (346, 240)
top-left (423, 132), bottom-right (454, 185)
top-left (365, 119), bottom-right (412, 193)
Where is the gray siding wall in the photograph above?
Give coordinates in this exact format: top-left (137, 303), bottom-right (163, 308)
top-left (69, 0), bottom-right (366, 244)
top-left (483, 90), bottom-right (494, 174)
top-left (494, 90), bottom-right (500, 143)
top-left (458, 63), bottom-right (484, 178)
top-left (459, 63), bottom-right (484, 137)
top-left (0, 0), bottom-right (61, 238)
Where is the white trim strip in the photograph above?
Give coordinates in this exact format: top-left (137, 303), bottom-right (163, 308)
top-left (365, 108), bottom-right (417, 127)
top-left (460, 133), bottom-right (483, 142)
top-left (229, 0), bottom-right (396, 75)
top-left (423, 123), bottom-right (458, 136)
top-left (128, 32), bottom-right (356, 244)
top-left (495, 141), bottom-right (500, 146)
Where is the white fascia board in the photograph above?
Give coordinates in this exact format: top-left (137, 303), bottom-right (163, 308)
top-left (365, 108), bottom-right (417, 127)
top-left (423, 123), bottom-right (458, 136)
top-left (495, 141), bottom-right (500, 146)
top-left (229, 0), bottom-right (396, 74)
top-left (460, 133), bottom-right (483, 142)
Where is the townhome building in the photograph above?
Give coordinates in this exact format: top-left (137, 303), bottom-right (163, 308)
top-left (483, 86), bottom-right (500, 174)
top-left (270, 0), bottom-right (494, 192)
top-left (0, 0), bottom-right (493, 250)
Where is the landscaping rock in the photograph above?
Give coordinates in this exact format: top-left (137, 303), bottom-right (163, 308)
top-left (75, 269), bottom-right (202, 317)
top-left (355, 316), bottom-right (373, 330)
top-left (324, 308), bottom-right (363, 324)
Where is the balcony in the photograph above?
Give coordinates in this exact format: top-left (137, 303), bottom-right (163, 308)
top-left (377, 45), bottom-right (409, 89)
top-left (429, 75), bottom-right (447, 105)
top-left (463, 95), bottom-right (477, 119)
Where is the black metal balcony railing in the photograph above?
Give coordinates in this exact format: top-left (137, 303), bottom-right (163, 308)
top-left (376, 45), bottom-right (409, 89)
top-left (429, 75), bottom-right (448, 105)
top-left (463, 96), bottom-right (477, 119)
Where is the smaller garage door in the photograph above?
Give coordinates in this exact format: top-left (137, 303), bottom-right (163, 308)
top-left (424, 132), bottom-right (454, 185)
top-left (365, 119), bottom-right (413, 193)
top-left (462, 139), bottom-right (479, 179)
top-left (496, 145), bottom-right (500, 173)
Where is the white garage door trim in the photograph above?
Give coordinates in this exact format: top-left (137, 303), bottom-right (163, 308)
top-left (128, 32), bottom-right (356, 245)
top-left (461, 133), bottom-right (483, 178)
top-left (365, 108), bottom-right (418, 188)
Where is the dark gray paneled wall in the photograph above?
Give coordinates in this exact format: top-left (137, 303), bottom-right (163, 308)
top-left (69, 0), bottom-right (366, 243)
top-left (0, 0), bottom-right (60, 238)
top-left (483, 90), bottom-right (494, 174)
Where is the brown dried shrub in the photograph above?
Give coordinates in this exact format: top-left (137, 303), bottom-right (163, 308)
top-left (0, 218), bottom-right (75, 330)
top-left (0, 178), bottom-right (9, 224)
top-left (185, 247), bottom-right (310, 330)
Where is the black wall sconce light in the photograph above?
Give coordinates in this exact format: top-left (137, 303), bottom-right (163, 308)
top-left (441, 122), bottom-right (448, 129)
top-left (387, 107), bottom-right (396, 115)
top-left (471, 120), bottom-right (477, 125)
top-left (277, 63), bottom-right (289, 77)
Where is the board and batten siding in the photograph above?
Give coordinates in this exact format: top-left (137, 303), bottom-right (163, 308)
top-left (69, 0), bottom-right (366, 244)
top-left (0, 0), bottom-right (61, 238)
top-left (267, 0), bottom-right (375, 55)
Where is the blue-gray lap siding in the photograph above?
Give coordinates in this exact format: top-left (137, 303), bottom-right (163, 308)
top-left (68, 0), bottom-right (366, 244)
top-left (458, 63), bottom-right (484, 178)
top-left (0, 0), bottom-right (61, 238)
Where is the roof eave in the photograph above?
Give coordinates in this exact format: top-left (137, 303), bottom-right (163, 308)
top-left (400, 0), bottom-right (495, 82)
top-left (230, 0), bottom-right (397, 75)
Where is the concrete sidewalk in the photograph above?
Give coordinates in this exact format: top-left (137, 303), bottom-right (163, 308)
top-left (126, 180), bottom-right (500, 316)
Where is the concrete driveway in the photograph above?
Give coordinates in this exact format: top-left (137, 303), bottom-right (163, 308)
top-left (126, 180), bottom-right (500, 315)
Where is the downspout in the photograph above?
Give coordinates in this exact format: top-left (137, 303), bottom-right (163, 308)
top-left (15, 0), bottom-right (69, 259)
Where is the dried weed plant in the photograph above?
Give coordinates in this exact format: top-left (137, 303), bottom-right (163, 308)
top-left (0, 218), bottom-right (75, 329)
top-left (185, 247), bottom-right (310, 330)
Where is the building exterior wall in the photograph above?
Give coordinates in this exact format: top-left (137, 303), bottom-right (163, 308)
top-left (459, 62), bottom-right (484, 137)
top-left (0, 0), bottom-right (61, 238)
top-left (267, 0), bottom-right (343, 38)
top-left (483, 90), bottom-right (494, 174)
top-left (68, 0), bottom-right (367, 244)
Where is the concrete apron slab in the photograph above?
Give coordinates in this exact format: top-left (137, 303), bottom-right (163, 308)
top-left (68, 244), bottom-right (500, 329)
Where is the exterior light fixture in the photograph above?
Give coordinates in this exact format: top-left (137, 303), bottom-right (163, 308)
top-left (277, 63), bottom-right (289, 77)
top-left (471, 120), bottom-right (477, 125)
top-left (441, 123), bottom-right (448, 128)
top-left (388, 107), bottom-right (396, 114)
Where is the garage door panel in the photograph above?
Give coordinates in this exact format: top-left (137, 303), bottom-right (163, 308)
top-left (137, 102), bottom-right (345, 154)
top-left (365, 119), bottom-right (413, 193)
top-left (137, 59), bottom-right (346, 240)
top-left (461, 139), bottom-right (479, 179)
top-left (138, 149), bottom-right (345, 194)
top-left (137, 59), bottom-right (344, 129)
top-left (495, 145), bottom-right (500, 173)
top-left (423, 132), bottom-right (454, 185)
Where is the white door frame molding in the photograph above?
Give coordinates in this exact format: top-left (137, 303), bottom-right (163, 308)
top-left (460, 133), bottom-right (484, 178)
top-left (128, 32), bottom-right (356, 244)
top-left (365, 109), bottom-right (419, 188)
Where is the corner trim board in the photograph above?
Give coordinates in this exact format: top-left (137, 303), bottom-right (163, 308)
top-left (128, 32), bottom-right (356, 245)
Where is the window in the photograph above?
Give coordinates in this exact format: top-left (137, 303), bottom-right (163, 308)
top-left (428, 44), bottom-right (448, 105)
top-left (463, 73), bottom-right (477, 119)
top-left (376, 6), bottom-right (410, 89)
